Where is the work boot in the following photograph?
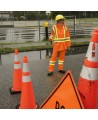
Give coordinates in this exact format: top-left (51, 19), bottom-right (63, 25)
top-left (47, 72), bottom-right (53, 76)
top-left (59, 70), bottom-right (65, 73)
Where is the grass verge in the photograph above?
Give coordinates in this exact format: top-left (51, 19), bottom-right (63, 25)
top-left (0, 41), bottom-right (89, 54)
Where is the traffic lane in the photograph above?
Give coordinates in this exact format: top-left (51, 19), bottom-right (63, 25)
top-left (0, 53), bottom-right (85, 109)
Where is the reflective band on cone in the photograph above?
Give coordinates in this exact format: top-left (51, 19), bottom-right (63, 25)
top-left (10, 49), bottom-right (22, 94)
top-left (16, 56), bottom-right (37, 109)
top-left (80, 65), bottom-right (98, 80)
top-left (86, 42), bottom-right (98, 62)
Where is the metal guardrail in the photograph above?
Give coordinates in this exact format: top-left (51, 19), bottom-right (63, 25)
top-left (69, 25), bottom-right (93, 37)
top-left (0, 24), bottom-right (94, 42)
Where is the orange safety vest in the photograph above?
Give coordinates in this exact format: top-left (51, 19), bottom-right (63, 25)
top-left (51, 24), bottom-right (71, 51)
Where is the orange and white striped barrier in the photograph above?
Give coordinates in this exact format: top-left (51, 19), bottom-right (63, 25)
top-left (78, 29), bottom-right (98, 109)
top-left (10, 49), bottom-right (22, 94)
top-left (16, 56), bottom-right (37, 109)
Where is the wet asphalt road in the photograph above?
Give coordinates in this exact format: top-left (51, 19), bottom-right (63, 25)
top-left (0, 53), bottom-right (85, 109)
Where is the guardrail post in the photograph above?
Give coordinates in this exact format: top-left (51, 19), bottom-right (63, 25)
top-left (74, 15), bottom-right (76, 38)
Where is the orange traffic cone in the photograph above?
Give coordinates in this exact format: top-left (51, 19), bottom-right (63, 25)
top-left (10, 49), bottom-right (22, 94)
top-left (78, 29), bottom-right (98, 109)
top-left (16, 56), bottom-right (37, 109)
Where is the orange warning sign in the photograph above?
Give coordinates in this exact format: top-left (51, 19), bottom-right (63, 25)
top-left (40, 71), bottom-right (84, 109)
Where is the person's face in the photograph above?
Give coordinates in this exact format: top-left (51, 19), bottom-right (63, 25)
top-left (60, 19), bottom-right (65, 24)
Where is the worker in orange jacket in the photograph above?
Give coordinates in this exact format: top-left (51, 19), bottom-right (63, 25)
top-left (47, 14), bottom-right (71, 76)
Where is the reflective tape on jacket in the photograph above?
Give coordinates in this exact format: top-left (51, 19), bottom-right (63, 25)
top-left (52, 25), bottom-right (70, 42)
top-left (53, 38), bottom-right (71, 42)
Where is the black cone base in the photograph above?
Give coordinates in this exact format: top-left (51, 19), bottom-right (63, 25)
top-left (9, 87), bottom-right (21, 94)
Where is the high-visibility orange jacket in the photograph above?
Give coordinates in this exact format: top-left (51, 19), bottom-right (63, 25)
top-left (49, 24), bottom-right (71, 51)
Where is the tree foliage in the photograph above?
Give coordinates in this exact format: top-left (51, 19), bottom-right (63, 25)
top-left (13, 11), bottom-right (98, 20)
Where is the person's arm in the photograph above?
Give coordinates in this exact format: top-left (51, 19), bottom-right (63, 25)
top-left (66, 26), bottom-right (71, 48)
top-left (49, 26), bottom-right (55, 45)
top-left (49, 26), bottom-right (55, 41)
